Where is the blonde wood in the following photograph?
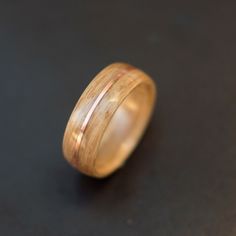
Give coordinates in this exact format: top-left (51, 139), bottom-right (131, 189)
top-left (62, 63), bottom-right (157, 178)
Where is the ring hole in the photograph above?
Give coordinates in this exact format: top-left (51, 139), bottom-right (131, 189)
top-left (95, 82), bottom-right (155, 177)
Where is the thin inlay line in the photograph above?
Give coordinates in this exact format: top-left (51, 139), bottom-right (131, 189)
top-left (73, 67), bottom-right (134, 159)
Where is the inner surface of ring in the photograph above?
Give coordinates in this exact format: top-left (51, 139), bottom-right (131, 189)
top-left (95, 82), bottom-right (155, 176)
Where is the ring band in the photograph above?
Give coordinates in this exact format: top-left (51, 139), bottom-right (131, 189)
top-left (62, 63), bottom-right (157, 178)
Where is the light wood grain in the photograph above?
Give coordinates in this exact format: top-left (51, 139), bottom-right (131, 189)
top-left (63, 63), bottom-right (157, 178)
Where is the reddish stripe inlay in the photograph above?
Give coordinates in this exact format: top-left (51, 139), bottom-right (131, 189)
top-left (73, 66), bottom-right (134, 159)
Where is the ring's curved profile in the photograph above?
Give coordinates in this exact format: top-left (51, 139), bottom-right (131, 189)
top-left (62, 63), bottom-right (157, 178)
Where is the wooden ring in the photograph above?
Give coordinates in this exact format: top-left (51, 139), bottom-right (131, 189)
top-left (62, 63), bottom-right (157, 178)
